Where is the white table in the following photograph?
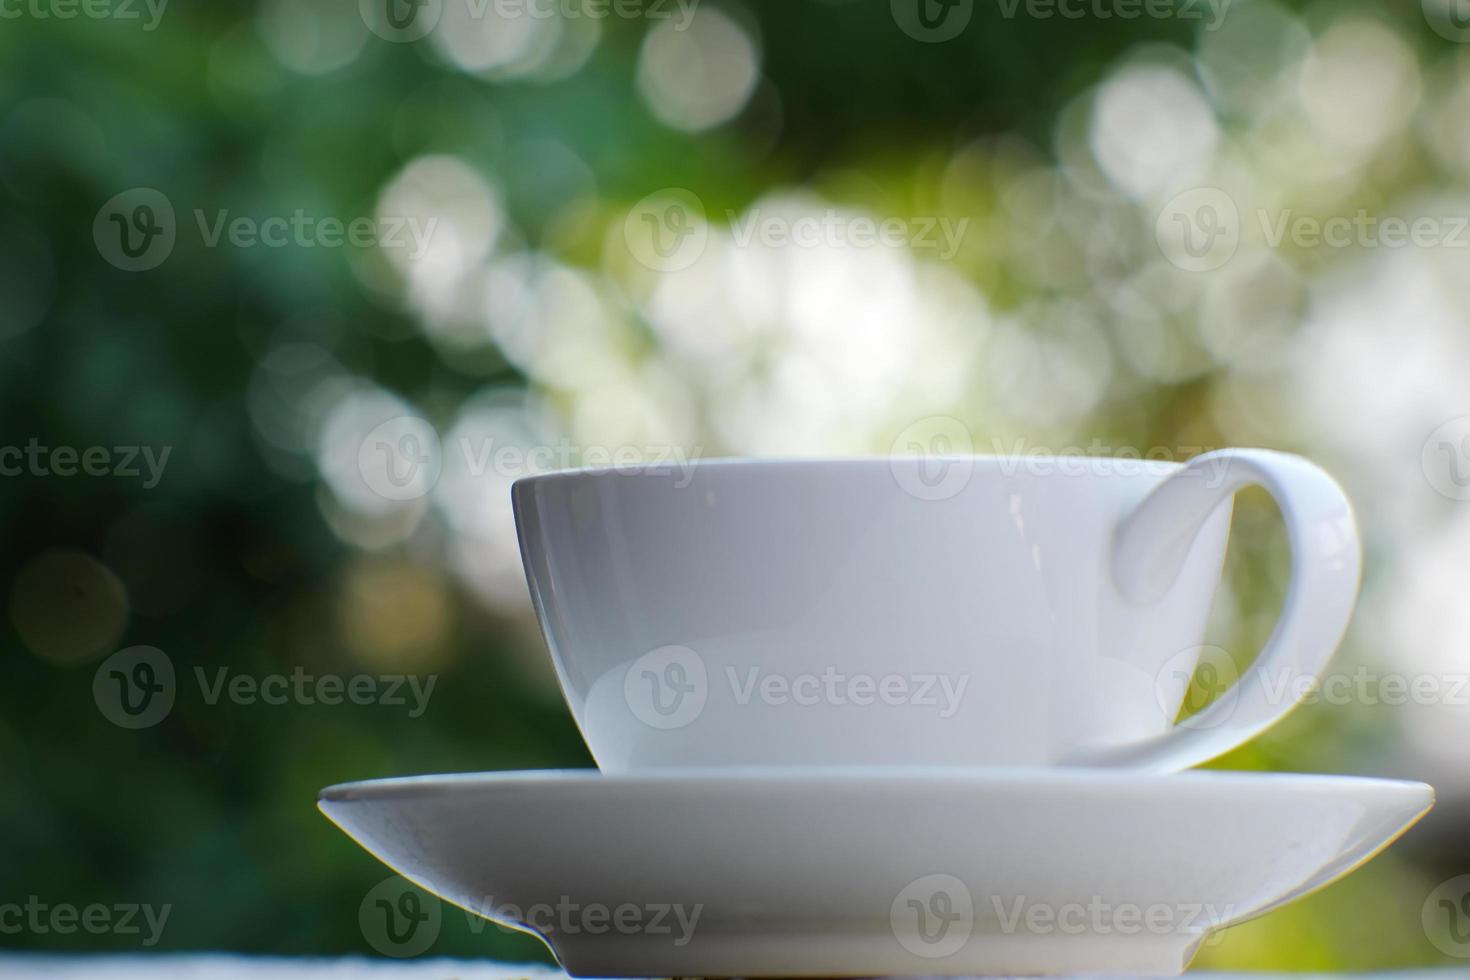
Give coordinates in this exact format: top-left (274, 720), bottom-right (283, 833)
top-left (0, 956), bottom-right (567, 979)
top-left (1, 960), bottom-right (1467, 979)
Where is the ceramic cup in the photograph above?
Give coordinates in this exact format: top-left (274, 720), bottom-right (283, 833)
top-left (512, 451), bottom-right (1360, 772)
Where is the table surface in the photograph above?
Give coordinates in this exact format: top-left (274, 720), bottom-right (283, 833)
top-left (0, 955), bottom-right (565, 978)
top-left (2, 958), bottom-right (1468, 980)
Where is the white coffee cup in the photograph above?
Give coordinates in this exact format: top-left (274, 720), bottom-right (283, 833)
top-left (513, 451), bottom-right (1359, 772)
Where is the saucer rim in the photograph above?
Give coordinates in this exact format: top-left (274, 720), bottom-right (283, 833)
top-left (318, 766), bottom-right (1434, 807)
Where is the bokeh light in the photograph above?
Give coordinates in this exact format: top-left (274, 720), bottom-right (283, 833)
top-left (636, 7), bottom-right (761, 132)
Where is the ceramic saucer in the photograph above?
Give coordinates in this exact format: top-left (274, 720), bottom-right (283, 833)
top-left (319, 768), bottom-right (1431, 977)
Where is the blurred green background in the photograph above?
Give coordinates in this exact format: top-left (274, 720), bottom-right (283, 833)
top-left (4, 0), bottom-right (1470, 968)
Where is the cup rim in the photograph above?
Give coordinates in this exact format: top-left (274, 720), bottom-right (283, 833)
top-left (511, 453), bottom-right (1190, 491)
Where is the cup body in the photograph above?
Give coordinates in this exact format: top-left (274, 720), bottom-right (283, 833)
top-left (513, 457), bottom-right (1232, 770)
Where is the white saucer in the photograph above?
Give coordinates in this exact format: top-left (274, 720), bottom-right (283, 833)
top-left (319, 768), bottom-right (1431, 977)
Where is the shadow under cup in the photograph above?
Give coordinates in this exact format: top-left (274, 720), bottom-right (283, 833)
top-left (513, 457), bottom-right (1239, 771)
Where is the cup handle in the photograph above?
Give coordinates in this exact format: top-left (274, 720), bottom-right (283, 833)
top-left (1094, 448), bottom-right (1361, 772)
